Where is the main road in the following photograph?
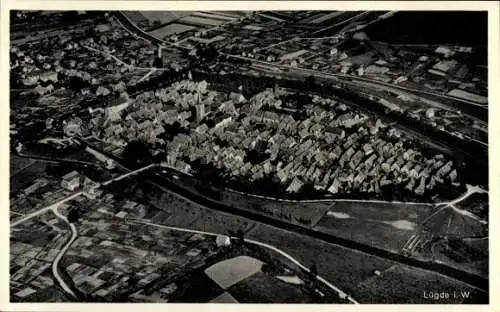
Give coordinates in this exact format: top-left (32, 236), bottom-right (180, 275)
top-left (10, 191), bottom-right (83, 228)
top-left (51, 205), bottom-right (79, 300)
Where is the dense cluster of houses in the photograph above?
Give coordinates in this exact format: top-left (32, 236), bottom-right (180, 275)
top-left (94, 79), bottom-right (459, 197)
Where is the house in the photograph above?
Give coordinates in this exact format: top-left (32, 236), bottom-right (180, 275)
top-left (409, 165), bottom-right (422, 179)
top-left (405, 179), bottom-right (416, 191)
top-left (214, 113), bottom-right (233, 129)
top-left (339, 147), bottom-right (355, 167)
top-left (218, 100), bottom-right (238, 116)
top-left (61, 171), bottom-right (80, 191)
top-left (437, 160), bottom-right (453, 177)
top-left (216, 234), bottom-right (231, 247)
top-left (431, 59), bottom-right (458, 75)
top-left (328, 178), bottom-right (342, 194)
top-left (229, 92), bottom-right (246, 104)
top-left (435, 46), bottom-right (455, 58)
top-left (401, 161), bottom-right (415, 175)
top-left (414, 176), bottom-right (426, 195)
top-left (449, 169), bottom-right (458, 182)
top-left (364, 154), bottom-right (377, 170)
top-left (39, 71), bottom-right (58, 83)
top-left (83, 178), bottom-right (101, 198)
top-left (186, 248), bottom-right (202, 257)
top-left (354, 172), bottom-right (367, 185)
top-left (96, 86), bottom-right (111, 97)
top-left (286, 177), bottom-right (304, 193)
top-left (362, 143), bottom-right (374, 155)
top-left (24, 178), bottom-right (49, 195)
top-left (349, 150), bottom-right (364, 169)
top-left (95, 24), bottom-right (112, 32)
top-left (115, 211), bottom-right (128, 219)
top-left (418, 55), bottom-right (429, 62)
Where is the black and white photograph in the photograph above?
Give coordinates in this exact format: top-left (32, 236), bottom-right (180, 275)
top-left (6, 5), bottom-right (493, 305)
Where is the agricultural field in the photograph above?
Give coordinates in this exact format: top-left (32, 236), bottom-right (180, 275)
top-left (10, 211), bottom-right (71, 302)
top-left (421, 206), bottom-right (487, 239)
top-left (246, 223), bottom-right (396, 296)
top-left (168, 268), bottom-right (226, 303)
top-left (188, 208), bottom-right (255, 237)
top-left (130, 11), bottom-right (238, 34)
top-left (314, 201), bottom-right (434, 252)
top-left (103, 173), bottom-right (256, 237)
top-left (9, 161), bottom-right (79, 220)
top-left (205, 256), bottom-right (264, 289)
top-left (193, 12), bottom-right (238, 22)
top-left (10, 154), bottom-right (36, 177)
top-left (210, 292), bottom-right (238, 303)
top-left (455, 193), bottom-right (489, 221)
top-left (307, 12), bottom-right (345, 24)
top-left (221, 190), bottom-right (333, 227)
top-left (431, 238), bottom-right (488, 277)
top-left (59, 204), bottom-right (225, 301)
top-left (10, 157), bottom-right (49, 194)
top-left (227, 271), bottom-right (316, 303)
top-left (327, 201), bottom-right (434, 224)
top-left (149, 23), bottom-right (196, 39)
top-left (354, 264), bottom-right (487, 303)
top-left (179, 15), bottom-right (227, 27)
top-left (214, 11), bottom-right (248, 18)
top-left (121, 11), bottom-right (147, 24)
top-left (138, 11), bottom-right (193, 25)
top-left (151, 196), bottom-right (255, 237)
top-left (400, 196), bottom-right (488, 277)
top-left (170, 247), bottom-right (324, 303)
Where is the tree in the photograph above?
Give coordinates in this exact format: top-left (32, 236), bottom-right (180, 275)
top-left (236, 229), bottom-right (245, 241)
top-left (305, 75), bottom-right (316, 88)
top-left (153, 56), bottom-right (163, 69)
top-left (196, 45), bottom-right (219, 62)
top-left (67, 208), bottom-right (80, 223)
top-left (123, 140), bottom-right (152, 164)
top-left (309, 264), bottom-right (318, 276)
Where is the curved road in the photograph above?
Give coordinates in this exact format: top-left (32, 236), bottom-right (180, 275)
top-left (51, 206), bottom-right (79, 300)
top-left (129, 219), bottom-right (358, 304)
top-left (10, 191), bottom-right (83, 228)
top-left (10, 191), bottom-right (82, 299)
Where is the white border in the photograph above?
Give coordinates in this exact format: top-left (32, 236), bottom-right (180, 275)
top-left (1, 1), bottom-right (498, 311)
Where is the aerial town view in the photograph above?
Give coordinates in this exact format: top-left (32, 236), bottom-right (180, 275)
top-left (9, 10), bottom-right (489, 304)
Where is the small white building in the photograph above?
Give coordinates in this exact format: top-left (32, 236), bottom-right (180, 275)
top-left (61, 171), bottom-right (80, 191)
top-left (216, 235), bottom-right (231, 247)
top-left (435, 46), bottom-right (455, 58)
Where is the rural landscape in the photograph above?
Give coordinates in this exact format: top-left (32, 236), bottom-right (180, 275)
top-left (9, 10), bottom-right (489, 304)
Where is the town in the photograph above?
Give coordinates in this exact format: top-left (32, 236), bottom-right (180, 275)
top-left (89, 78), bottom-right (462, 201)
top-left (9, 10), bottom-right (490, 304)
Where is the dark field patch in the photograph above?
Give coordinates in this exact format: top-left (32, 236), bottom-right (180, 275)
top-left (228, 271), bottom-right (317, 303)
top-left (169, 270), bottom-right (225, 303)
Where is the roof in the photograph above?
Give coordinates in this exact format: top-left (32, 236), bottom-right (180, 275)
top-left (62, 170), bottom-right (79, 180)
